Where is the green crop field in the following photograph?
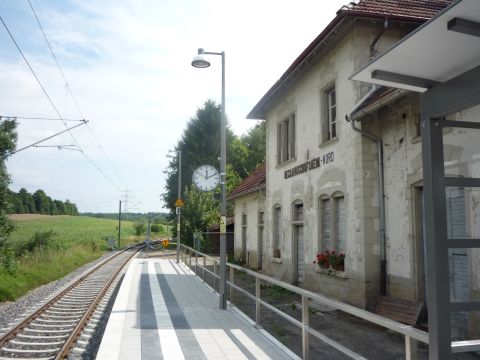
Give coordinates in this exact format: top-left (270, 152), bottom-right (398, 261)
top-left (0, 214), bottom-right (165, 302)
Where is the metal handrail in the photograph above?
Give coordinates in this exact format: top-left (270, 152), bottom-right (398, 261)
top-left (180, 244), bottom-right (429, 359)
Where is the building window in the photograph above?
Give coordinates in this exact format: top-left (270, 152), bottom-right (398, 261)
top-left (322, 85), bottom-right (337, 142)
top-left (277, 113), bottom-right (295, 164)
top-left (319, 193), bottom-right (346, 253)
top-left (273, 206), bottom-right (282, 258)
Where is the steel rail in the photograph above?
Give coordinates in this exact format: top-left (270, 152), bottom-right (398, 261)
top-left (56, 246), bottom-right (142, 358)
top-left (0, 243), bottom-right (143, 354)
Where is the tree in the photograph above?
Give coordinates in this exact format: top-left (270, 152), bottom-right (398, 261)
top-left (33, 189), bottom-right (50, 214)
top-left (0, 118), bottom-right (17, 248)
top-left (54, 200), bottom-right (65, 215)
top-left (18, 188), bottom-right (35, 213)
top-left (239, 121), bottom-right (266, 175)
top-left (180, 185), bottom-right (219, 247)
top-left (162, 100), bottom-right (236, 213)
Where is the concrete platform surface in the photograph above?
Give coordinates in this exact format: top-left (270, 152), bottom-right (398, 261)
top-left (97, 258), bottom-right (296, 359)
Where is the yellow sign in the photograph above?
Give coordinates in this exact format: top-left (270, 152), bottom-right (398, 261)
top-left (161, 239), bottom-right (170, 248)
top-left (220, 216), bottom-right (227, 234)
top-left (175, 198), bottom-right (184, 207)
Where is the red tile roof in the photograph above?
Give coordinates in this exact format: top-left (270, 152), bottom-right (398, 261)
top-left (340, 0), bottom-right (454, 21)
top-left (228, 163), bottom-right (266, 200)
top-left (247, 0), bottom-right (454, 119)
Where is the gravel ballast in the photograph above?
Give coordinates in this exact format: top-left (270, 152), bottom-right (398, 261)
top-left (0, 251), bottom-right (116, 331)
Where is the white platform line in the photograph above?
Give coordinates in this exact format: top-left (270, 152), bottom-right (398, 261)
top-left (96, 258), bottom-right (140, 360)
top-left (148, 261), bottom-right (185, 360)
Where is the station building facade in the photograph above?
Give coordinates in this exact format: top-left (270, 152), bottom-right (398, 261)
top-left (230, 0), bottom-right (480, 321)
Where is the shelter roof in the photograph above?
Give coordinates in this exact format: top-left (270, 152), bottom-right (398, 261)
top-left (351, 0), bottom-right (480, 92)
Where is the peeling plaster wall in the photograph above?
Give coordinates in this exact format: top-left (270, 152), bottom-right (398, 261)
top-left (259, 21), bottom-right (412, 309)
top-left (369, 99), bottom-right (480, 305)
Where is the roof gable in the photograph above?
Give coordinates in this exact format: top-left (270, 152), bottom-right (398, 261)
top-left (247, 0), bottom-right (454, 120)
top-left (228, 163), bottom-right (266, 200)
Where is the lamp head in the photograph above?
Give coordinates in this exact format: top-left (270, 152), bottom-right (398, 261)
top-left (191, 48), bottom-right (210, 68)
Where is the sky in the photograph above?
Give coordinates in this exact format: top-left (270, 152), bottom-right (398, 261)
top-left (0, 0), bottom-right (348, 213)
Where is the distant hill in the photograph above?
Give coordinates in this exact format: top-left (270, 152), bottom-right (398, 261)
top-left (81, 212), bottom-right (170, 223)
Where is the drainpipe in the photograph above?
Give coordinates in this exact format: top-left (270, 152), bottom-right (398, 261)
top-left (370, 16), bottom-right (389, 59)
top-left (345, 85), bottom-right (387, 296)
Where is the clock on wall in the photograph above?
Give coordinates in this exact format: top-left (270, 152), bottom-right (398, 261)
top-left (192, 165), bottom-right (220, 192)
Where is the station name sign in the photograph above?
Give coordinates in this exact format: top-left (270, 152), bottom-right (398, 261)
top-left (284, 151), bottom-right (334, 179)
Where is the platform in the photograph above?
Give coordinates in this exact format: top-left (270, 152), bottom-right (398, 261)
top-left (97, 257), bottom-right (296, 359)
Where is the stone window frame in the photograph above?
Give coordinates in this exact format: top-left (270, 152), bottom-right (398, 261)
top-left (276, 112), bottom-right (296, 165)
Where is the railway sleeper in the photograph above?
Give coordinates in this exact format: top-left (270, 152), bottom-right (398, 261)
top-left (60, 298), bottom-right (93, 304)
top-left (75, 340), bottom-right (88, 348)
top-left (48, 306), bottom-right (89, 312)
top-left (39, 315), bottom-right (81, 321)
top-left (23, 327), bottom-right (71, 334)
top-left (9, 340), bottom-right (65, 347)
top-left (0, 346), bottom-right (61, 356)
top-left (0, 357), bottom-right (54, 360)
top-left (70, 347), bottom-right (85, 356)
top-left (56, 300), bottom-right (92, 306)
top-left (82, 327), bottom-right (94, 335)
top-left (79, 334), bottom-right (92, 341)
top-left (29, 322), bottom-right (75, 329)
top-left (36, 318), bottom-right (78, 324)
top-left (44, 309), bottom-right (84, 314)
top-left (17, 334), bottom-right (68, 341)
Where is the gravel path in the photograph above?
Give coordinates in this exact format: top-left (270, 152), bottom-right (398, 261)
top-left (0, 251), bottom-right (116, 331)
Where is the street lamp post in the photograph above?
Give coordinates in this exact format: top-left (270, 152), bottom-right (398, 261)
top-left (167, 150), bottom-right (182, 263)
top-left (192, 48), bottom-right (227, 310)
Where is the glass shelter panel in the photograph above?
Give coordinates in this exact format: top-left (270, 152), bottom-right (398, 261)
top-left (445, 186), bottom-right (480, 242)
top-left (443, 127), bottom-right (480, 179)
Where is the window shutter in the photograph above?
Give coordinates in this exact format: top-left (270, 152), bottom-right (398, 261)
top-left (283, 119), bottom-right (288, 162)
top-left (277, 123), bottom-right (282, 164)
top-left (321, 199), bottom-right (331, 250)
top-left (289, 114), bottom-right (295, 159)
top-left (274, 207), bottom-right (282, 254)
top-left (336, 197), bottom-right (346, 253)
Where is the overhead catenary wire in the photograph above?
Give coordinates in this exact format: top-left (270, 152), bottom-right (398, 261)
top-left (10, 120), bottom-right (88, 155)
top-left (1, 115), bottom-right (85, 122)
top-left (26, 0), bottom-right (125, 185)
top-left (0, 14), bottom-right (122, 193)
top-left (26, 0), bottom-right (85, 119)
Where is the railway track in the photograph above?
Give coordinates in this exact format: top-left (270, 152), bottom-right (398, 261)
top-left (0, 244), bottom-right (143, 360)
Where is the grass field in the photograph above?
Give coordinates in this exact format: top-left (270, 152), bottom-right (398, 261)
top-left (0, 215), bottom-right (166, 302)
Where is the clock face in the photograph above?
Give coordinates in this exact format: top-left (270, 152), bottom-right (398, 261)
top-left (192, 165), bottom-right (220, 191)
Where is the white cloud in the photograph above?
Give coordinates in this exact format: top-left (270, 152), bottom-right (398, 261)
top-left (2, 0), bottom-right (347, 212)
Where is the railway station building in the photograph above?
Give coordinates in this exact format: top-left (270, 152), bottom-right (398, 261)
top-left (230, 0), bottom-right (480, 341)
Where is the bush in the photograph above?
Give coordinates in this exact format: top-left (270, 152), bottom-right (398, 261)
top-left (133, 221), bottom-right (146, 236)
top-left (16, 230), bottom-right (61, 255)
top-left (150, 224), bottom-right (161, 233)
top-left (0, 248), bottom-right (18, 275)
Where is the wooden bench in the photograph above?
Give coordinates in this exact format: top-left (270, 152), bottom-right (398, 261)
top-left (375, 296), bottom-right (423, 325)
